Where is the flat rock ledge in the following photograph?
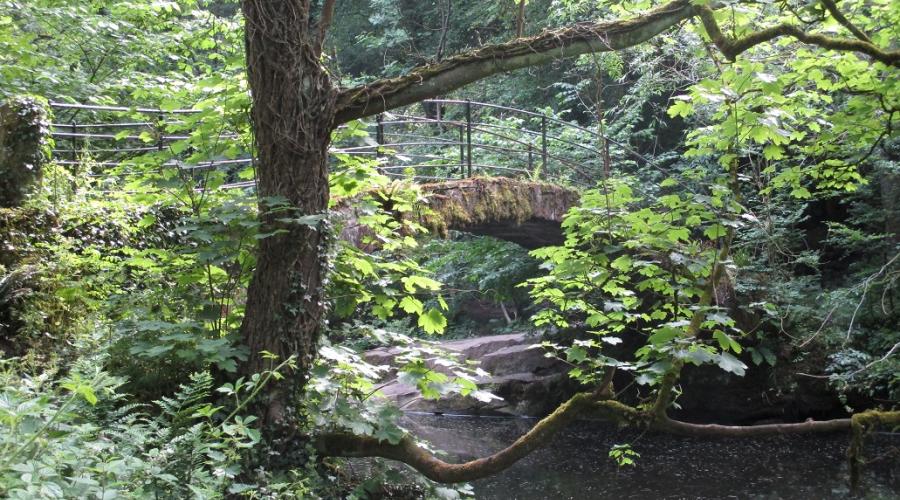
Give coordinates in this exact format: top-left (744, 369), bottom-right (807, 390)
top-left (364, 333), bottom-right (582, 417)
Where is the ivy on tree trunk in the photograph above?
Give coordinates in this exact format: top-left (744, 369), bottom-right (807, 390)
top-left (239, 0), bottom-right (336, 424)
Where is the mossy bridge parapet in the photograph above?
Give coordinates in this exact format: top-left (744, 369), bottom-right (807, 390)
top-left (419, 177), bottom-right (579, 248)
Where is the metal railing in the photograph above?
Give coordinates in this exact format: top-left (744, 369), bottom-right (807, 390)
top-left (48, 99), bottom-right (638, 190)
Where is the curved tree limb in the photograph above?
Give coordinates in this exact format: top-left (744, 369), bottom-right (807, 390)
top-left (695, 4), bottom-right (897, 66)
top-left (333, 0), bottom-right (899, 124)
top-left (317, 391), bottom-right (867, 484)
top-left (333, 0), bottom-right (697, 123)
top-left (316, 392), bottom-right (640, 483)
top-left (819, 0), bottom-right (872, 44)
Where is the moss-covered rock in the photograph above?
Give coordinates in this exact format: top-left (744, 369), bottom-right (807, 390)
top-left (0, 96), bottom-right (52, 207)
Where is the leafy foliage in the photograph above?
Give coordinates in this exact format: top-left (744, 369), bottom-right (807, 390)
top-left (0, 356), bottom-right (303, 499)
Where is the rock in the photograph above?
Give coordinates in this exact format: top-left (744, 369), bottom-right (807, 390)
top-left (363, 332), bottom-right (534, 375)
top-left (365, 332), bottom-right (580, 417)
top-left (480, 343), bottom-right (558, 375)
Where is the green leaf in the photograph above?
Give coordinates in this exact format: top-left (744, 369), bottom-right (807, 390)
top-left (565, 345), bottom-right (587, 363)
top-left (667, 99), bottom-right (693, 118)
top-left (418, 308), bottom-right (447, 334)
top-left (611, 255), bottom-right (633, 272)
top-left (713, 330), bottom-right (742, 353)
top-left (137, 214), bottom-right (157, 229)
top-left (648, 326), bottom-right (681, 345)
top-left (399, 296), bottom-right (423, 315)
top-left (762, 144), bottom-right (784, 160)
top-left (716, 352), bottom-right (747, 376)
top-left (402, 275), bottom-right (442, 292)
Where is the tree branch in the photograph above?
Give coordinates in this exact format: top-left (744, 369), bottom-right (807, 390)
top-left (695, 5), bottom-right (897, 67)
top-left (316, 0), bottom-right (337, 54)
top-left (656, 415), bottom-right (851, 436)
top-left (316, 392), bottom-right (637, 483)
top-left (516, 0), bottom-right (526, 38)
top-left (333, 0), bottom-right (899, 124)
top-left (333, 0), bottom-right (697, 123)
top-left (317, 388), bottom-right (866, 484)
top-left (819, 0), bottom-right (871, 44)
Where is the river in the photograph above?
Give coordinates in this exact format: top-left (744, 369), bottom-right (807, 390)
top-left (399, 412), bottom-right (899, 499)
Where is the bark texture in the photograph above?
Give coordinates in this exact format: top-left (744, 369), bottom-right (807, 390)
top-left (695, 4), bottom-right (899, 66)
top-left (239, 0), bottom-right (336, 421)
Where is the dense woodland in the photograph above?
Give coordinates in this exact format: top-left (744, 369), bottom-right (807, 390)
top-left (0, 0), bottom-right (898, 498)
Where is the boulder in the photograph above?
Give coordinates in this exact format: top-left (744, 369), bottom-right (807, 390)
top-left (366, 332), bottom-right (581, 417)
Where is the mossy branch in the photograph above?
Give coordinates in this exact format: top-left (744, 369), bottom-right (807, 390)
top-left (316, 391), bottom-right (620, 483)
top-left (333, 0), bottom-right (696, 123)
top-left (695, 4), bottom-right (898, 66)
top-left (316, 389), bottom-right (868, 484)
top-left (819, 0), bottom-right (872, 44)
top-left (334, 0), bottom-right (898, 124)
top-left (848, 410), bottom-right (900, 488)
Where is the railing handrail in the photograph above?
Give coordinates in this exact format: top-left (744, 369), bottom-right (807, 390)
top-left (47, 98), bottom-right (636, 190)
top-left (50, 101), bottom-right (199, 114)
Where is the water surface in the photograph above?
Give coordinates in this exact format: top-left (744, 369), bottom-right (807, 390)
top-left (402, 413), bottom-right (899, 499)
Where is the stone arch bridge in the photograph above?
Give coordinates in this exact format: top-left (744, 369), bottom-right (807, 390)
top-left (339, 177), bottom-right (580, 250)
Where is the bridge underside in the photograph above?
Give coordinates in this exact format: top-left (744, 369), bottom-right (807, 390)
top-left (416, 177), bottom-right (578, 249)
top-left (459, 219), bottom-right (566, 249)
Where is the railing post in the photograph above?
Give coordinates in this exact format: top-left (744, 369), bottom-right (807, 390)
top-left (70, 120), bottom-right (78, 163)
top-left (157, 112), bottom-right (165, 152)
top-left (375, 113), bottom-right (385, 173)
top-left (465, 100), bottom-right (472, 178)
top-left (376, 113), bottom-right (384, 146)
top-left (541, 114), bottom-right (548, 175)
top-left (458, 124), bottom-right (465, 179)
top-left (527, 144), bottom-right (533, 174)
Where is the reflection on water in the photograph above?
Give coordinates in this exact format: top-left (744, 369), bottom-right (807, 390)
top-left (402, 413), bottom-right (899, 499)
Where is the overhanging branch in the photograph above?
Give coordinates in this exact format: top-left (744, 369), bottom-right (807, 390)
top-left (316, 392), bottom-right (631, 483)
top-left (695, 5), bottom-right (898, 66)
top-left (819, 0), bottom-right (872, 44)
top-left (656, 415), bottom-right (851, 436)
top-left (333, 0), bottom-right (696, 123)
top-left (316, 388), bottom-right (863, 484)
top-left (334, 0), bottom-right (899, 124)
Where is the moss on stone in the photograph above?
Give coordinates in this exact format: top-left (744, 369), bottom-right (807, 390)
top-left (848, 410), bottom-right (900, 489)
top-left (0, 97), bottom-right (52, 207)
top-left (418, 176), bottom-right (578, 234)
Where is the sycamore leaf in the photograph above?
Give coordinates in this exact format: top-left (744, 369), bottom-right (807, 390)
top-left (716, 352), bottom-right (747, 376)
top-left (418, 308), bottom-right (447, 334)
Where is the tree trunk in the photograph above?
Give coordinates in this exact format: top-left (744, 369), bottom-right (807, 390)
top-left (239, 0), bottom-right (336, 423)
top-left (516, 0), bottom-right (525, 38)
